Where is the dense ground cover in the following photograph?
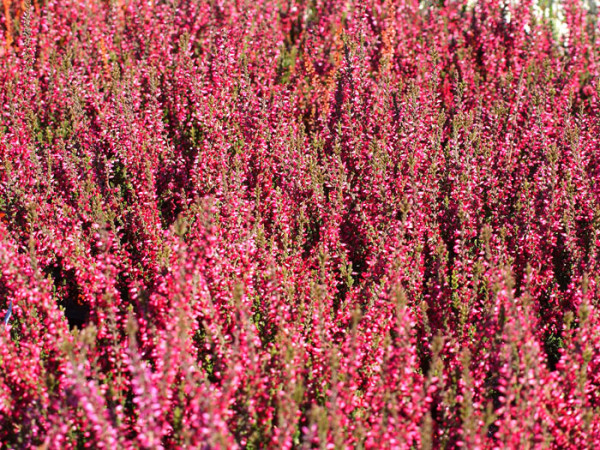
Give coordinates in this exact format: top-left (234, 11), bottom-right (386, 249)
top-left (0, 0), bottom-right (599, 447)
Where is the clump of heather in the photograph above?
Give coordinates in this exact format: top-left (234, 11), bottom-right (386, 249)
top-left (0, 0), bottom-right (599, 447)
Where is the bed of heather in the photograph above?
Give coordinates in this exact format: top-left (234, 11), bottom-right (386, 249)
top-left (1, 0), bottom-right (600, 448)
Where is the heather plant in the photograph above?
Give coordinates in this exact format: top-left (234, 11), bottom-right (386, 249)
top-left (0, 0), bottom-right (599, 448)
